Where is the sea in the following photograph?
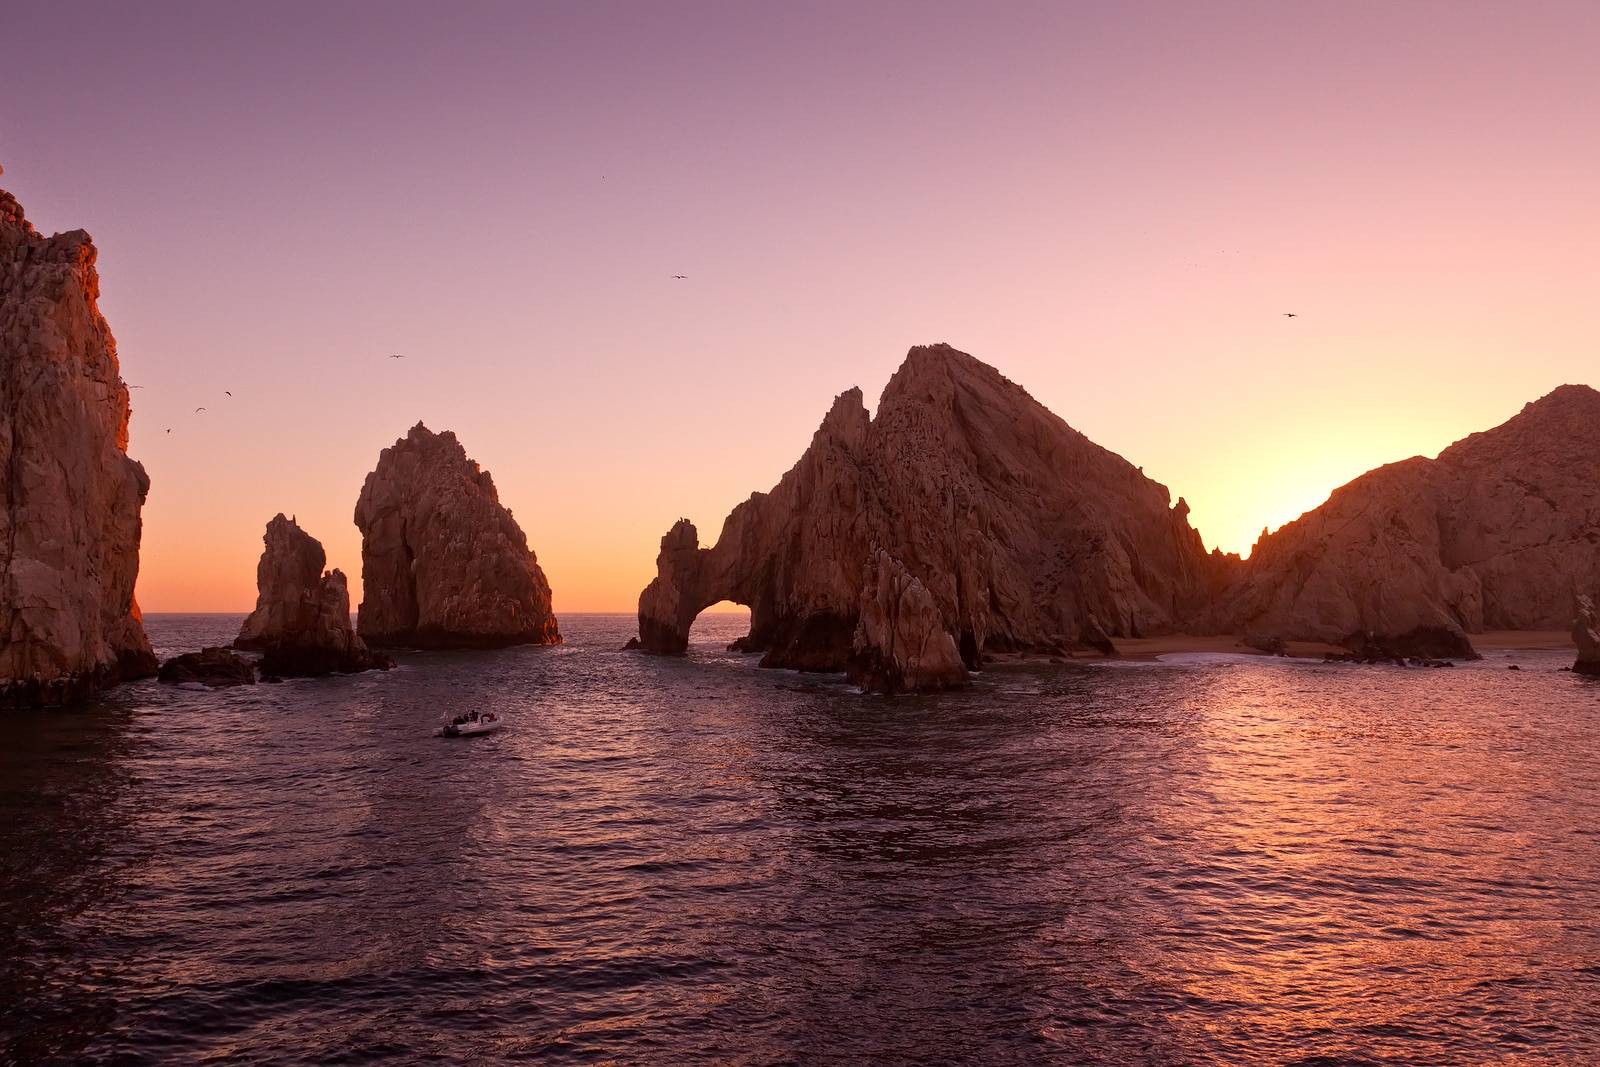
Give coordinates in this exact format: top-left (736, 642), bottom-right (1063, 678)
top-left (3, 612), bottom-right (1599, 1065)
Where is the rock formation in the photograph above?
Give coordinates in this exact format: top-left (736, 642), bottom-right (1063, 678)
top-left (851, 550), bottom-right (967, 693)
top-left (1220, 385), bottom-right (1600, 657)
top-left (634, 343), bottom-right (1232, 692)
top-left (1575, 592), bottom-right (1600, 676)
top-left (355, 423), bottom-right (560, 648)
top-left (158, 647), bottom-right (256, 688)
top-left (0, 185), bottom-right (156, 708)
top-left (234, 514), bottom-right (392, 676)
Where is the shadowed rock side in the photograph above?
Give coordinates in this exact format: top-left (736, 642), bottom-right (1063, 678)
top-left (234, 514), bottom-right (392, 676)
top-left (158, 647), bottom-right (256, 688)
top-left (0, 186), bottom-right (156, 708)
top-left (355, 423), bottom-right (560, 648)
top-left (1575, 592), bottom-right (1600, 676)
top-left (635, 343), bottom-right (1233, 692)
top-left (1220, 384), bottom-right (1600, 657)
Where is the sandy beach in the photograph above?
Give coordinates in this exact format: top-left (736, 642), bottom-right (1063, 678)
top-left (992, 631), bottom-right (1579, 663)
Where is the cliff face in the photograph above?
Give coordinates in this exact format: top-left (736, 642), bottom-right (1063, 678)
top-left (1574, 592), bottom-right (1600, 676)
top-left (635, 344), bottom-right (1231, 691)
top-left (235, 514), bottom-right (391, 676)
top-left (354, 423), bottom-right (560, 648)
top-left (1432, 385), bottom-right (1600, 629)
top-left (1221, 385), bottom-right (1600, 655)
top-left (0, 186), bottom-right (155, 707)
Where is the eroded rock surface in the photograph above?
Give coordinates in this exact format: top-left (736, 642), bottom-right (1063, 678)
top-left (1221, 385), bottom-right (1600, 656)
top-left (634, 344), bottom-right (1232, 692)
top-left (1575, 592), bottom-right (1600, 676)
top-left (235, 514), bottom-right (392, 676)
top-left (850, 550), bottom-right (967, 693)
top-left (355, 423), bottom-right (560, 648)
top-left (1, 186), bottom-right (155, 707)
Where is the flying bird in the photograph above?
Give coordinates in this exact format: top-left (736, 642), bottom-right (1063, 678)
top-left (1282, 312), bottom-right (1298, 318)
top-left (671, 274), bottom-right (688, 280)
top-left (224, 390), bottom-right (232, 397)
top-left (166, 428), bottom-right (171, 434)
top-left (390, 353), bottom-right (404, 359)
top-left (195, 406), bottom-right (206, 413)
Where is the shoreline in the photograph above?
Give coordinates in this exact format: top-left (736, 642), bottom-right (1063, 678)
top-left (991, 631), bottom-right (1576, 664)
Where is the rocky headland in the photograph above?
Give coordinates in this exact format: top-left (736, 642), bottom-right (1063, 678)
top-left (234, 514), bottom-right (392, 676)
top-left (1219, 384), bottom-right (1600, 658)
top-left (634, 347), bottom-right (1598, 691)
top-left (633, 343), bottom-right (1234, 692)
top-left (355, 423), bottom-right (561, 648)
top-left (0, 185), bottom-right (156, 707)
top-left (1574, 592), bottom-right (1600, 676)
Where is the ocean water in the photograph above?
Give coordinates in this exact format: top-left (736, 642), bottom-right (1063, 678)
top-left (3, 612), bottom-right (1599, 1064)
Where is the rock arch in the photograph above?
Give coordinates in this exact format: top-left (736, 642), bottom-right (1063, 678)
top-left (631, 344), bottom-right (1225, 692)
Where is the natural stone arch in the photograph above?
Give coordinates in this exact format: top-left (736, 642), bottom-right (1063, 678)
top-left (629, 344), bottom-right (1230, 693)
top-left (636, 520), bottom-right (747, 654)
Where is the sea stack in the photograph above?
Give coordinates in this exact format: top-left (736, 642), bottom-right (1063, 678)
top-left (0, 185), bottom-right (156, 707)
top-left (1574, 592), bottom-right (1600, 676)
top-left (1220, 384), bottom-right (1600, 658)
top-left (634, 343), bottom-right (1231, 692)
top-left (234, 514), bottom-right (392, 676)
top-left (354, 423), bottom-right (560, 648)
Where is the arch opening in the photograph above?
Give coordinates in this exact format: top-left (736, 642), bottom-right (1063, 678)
top-left (687, 600), bottom-right (753, 652)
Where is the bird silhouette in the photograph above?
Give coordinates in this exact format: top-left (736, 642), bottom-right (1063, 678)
top-left (390, 353), bottom-right (404, 359)
top-left (224, 390), bottom-right (232, 397)
top-left (195, 406), bottom-right (206, 413)
top-left (166, 428), bottom-right (171, 434)
top-left (671, 275), bottom-right (688, 280)
top-left (1283, 312), bottom-right (1298, 318)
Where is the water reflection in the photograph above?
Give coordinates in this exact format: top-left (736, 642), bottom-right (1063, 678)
top-left (0, 703), bottom-right (144, 1061)
top-left (2, 615), bottom-right (1598, 1063)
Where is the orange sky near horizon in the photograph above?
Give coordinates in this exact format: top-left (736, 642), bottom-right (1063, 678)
top-left (4, 2), bottom-right (1596, 614)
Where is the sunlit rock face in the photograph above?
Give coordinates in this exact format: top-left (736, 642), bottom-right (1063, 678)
top-left (1221, 384), bottom-right (1600, 656)
top-left (1574, 592), bottom-right (1600, 676)
top-left (0, 186), bottom-right (156, 708)
top-left (234, 514), bottom-right (391, 676)
top-left (354, 423), bottom-right (560, 648)
top-left (634, 343), bottom-right (1230, 692)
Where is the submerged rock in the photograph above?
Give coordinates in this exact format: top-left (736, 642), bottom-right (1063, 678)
top-left (235, 514), bottom-right (392, 676)
top-left (158, 647), bottom-right (256, 688)
top-left (1220, 384), bottom-right (1600, 657)
top-left (0, 186), bottom-right (156, 708)
top-left (1574, 592), bottom-right (1600, 676)
top-left (354, 423), bottom-right (560, 648)
top-left (633, 344), bottom-right (1231, 692)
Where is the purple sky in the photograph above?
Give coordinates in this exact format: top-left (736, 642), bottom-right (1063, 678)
top-left (4, 2), bottom-right (1598, 611)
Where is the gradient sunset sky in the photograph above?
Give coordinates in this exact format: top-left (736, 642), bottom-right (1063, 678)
top-left (4, 2), bottom-right (1597, 612)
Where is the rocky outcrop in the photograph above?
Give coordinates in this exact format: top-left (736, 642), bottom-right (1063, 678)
top-left (234, 514), bottom-right (392, 676)
top-left (850, 550), bottom-right (967, 693)
top-left (158, 647), bottom-right (256, 688)
top-left (1575, 592), bottom-right (1600, 676)
top-left (1221, 385), bottom-right (1600, 656)
top-left (354, 423), bottom-right (560, 648)
top-left (634, 344), bottom-right (1233, 692)
top-left (1, 186), bottom-right (155, 708)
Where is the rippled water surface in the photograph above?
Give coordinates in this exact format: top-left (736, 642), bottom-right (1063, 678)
top-left (4, 613), bottom-right (1599, 1064)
